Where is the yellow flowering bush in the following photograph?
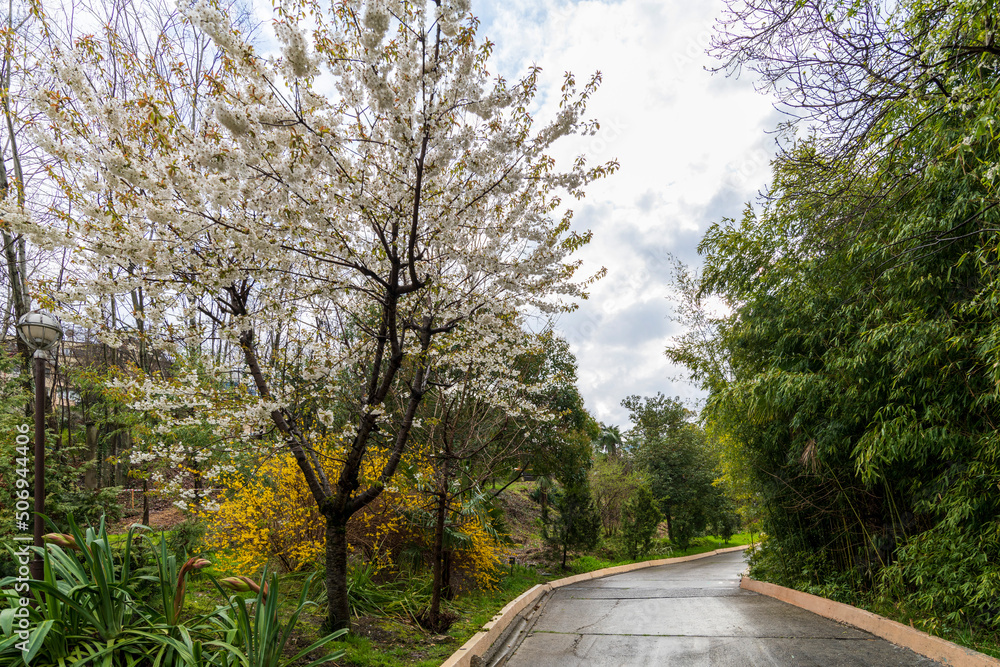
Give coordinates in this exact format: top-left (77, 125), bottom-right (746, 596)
top-left (204, 441), bottom-right (424, 573)
top-left (203, 436), bottom-right (509, 591)
top-left (202, 453), bottom-right (325, 573)
top-left (451, 515), bottom-right (508, 590)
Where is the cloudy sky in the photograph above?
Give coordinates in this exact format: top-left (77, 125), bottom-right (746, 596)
top-left (475, 0), bottom-right (781, 426)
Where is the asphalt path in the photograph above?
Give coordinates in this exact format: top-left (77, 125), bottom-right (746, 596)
top-left (502, 550), bottom-right (940, 666)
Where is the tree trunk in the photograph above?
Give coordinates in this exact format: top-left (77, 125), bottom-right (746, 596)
top-left (98, 406), bottom-right (107, 487)
top-left (442, 550), bottom-right (453, 600)
top-left (83, 423), bottom-right (98, 490)
top-left (0, 76), bottom-right (32, 387)
top-left (191, 458), bottom-right (202, 512)
top-left (110, 414), bottom-right (120, 487)
top-left (142, 478), bottom-right (149, 526)
top-left (116, 429), bottom-right (132, 486)
top-left (539, 480), bottom-right (549, 530)
top-left (324, 516), bottom-right (351, 632)
top-left (428, 490), bottom-right (447, 629)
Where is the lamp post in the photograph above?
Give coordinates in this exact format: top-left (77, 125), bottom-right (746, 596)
top-left (16, 310), bottom-right (63, 580)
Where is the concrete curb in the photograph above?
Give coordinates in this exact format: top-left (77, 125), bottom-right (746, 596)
top-left (440, 544), bottom-right (750, 667)
top-left (740, 577), bottom-right (1000, 667)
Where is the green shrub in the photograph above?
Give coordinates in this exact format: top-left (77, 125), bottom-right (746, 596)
top-left (590, 458), bottom-right (645, 537)
top-left (619, 486), bottom-right (662, 559)
top-left (544, 480), bottom-right (601, 569)
top-left (166, 520), bottom-right (207, 562)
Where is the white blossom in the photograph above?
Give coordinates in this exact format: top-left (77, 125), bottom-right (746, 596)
top-left (27, 0), bottom-right (614, 523)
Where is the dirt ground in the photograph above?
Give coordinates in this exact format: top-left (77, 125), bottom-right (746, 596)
top-left (108, 491), bottom-right (187, 533)
top-left (495, 482), bottom-right (551, 567)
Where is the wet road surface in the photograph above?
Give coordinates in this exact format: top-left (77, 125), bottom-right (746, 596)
top-left (502, 550), bottom-right (939, 666)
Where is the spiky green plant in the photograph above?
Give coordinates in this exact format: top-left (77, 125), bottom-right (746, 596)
top-left (215, 569), bottom-right (346, 667)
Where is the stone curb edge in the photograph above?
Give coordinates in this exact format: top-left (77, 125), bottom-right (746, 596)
top-left (439, 544), bottom-right (750, 667)
top-left (740, 577), bottom-right (1000, 667)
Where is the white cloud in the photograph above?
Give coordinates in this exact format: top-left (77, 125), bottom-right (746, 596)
top-left (480, 0), bottom-right (778, 426)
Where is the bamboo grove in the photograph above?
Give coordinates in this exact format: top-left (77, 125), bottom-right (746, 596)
top-left (669, 0), bottom-right (1000, 636)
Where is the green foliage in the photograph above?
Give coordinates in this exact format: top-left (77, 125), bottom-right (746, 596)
top-left (686, 131), bottom-right (1000, 630)
top-left (544, 478), bottom-right (601, 569)
top-left (0, 352), bottom-right (30, 581)
top-left (878, 525), bottom-right (1000, 630)
top-left (166, 520), bottom-right (208, 563)
top-left (518, 331), bottom-right (599, 480)
top-left (0, 517), bottom-right (142, 664)
top-left (619, 486), bottom-right (661, 559)
top-left (589, 457), bottom-right (646, 537)
top-left (0, 354), bottom-right (123, 539)
top-left (0, 515), bottom-right (344, 666)
top-left (746, 540), bottom-right (862, 606)
top-left (622, 394), bottom-right (735, 549)
top-left (214, 570), bottom-right (346, 667)
top-left (594, 423), bottom-right (623, 458)
top-left (706, 493), bottom-right (740, 544)
top-left (673, 0), bottom-right (1000, 641)
top-left (42, 436), bottom-right (123, 531)
top-left (0, 517), bottom-right (194, 666)
top-left (516, 331), bottom-right (603, 569)
top-left (342, 560), bottom-right (431, 621)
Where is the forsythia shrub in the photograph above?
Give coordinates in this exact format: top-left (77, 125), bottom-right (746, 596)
top-left (204, 441), bottom-right (509, 589)
top-left (452, 516), bottom-right (508, 590)
top-left (203, 453), bottom-right (325, 572)
top-left (347, 491), bottom-right (415, 573)
top-left (206, 445), bottom-right (424, 573)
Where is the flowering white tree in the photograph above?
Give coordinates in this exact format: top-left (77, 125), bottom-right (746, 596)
top-left (28, 0), bottom-right (615, 630)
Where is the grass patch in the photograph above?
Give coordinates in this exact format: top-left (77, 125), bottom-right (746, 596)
top-left (670, 532), bottom-right (755, 555)
top-left (331, 629), bottom-right (450, 667)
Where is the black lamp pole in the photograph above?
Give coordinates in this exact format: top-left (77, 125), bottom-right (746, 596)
top-left (17, 311), bottom-right (63, 581)
top-left (30, 350), bottom-right (46, 581)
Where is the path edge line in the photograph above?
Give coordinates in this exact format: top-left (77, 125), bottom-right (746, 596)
top-left (740, 577), bottom-right (1000, 667)
top-left (439, 544), bottom-right (749, 667)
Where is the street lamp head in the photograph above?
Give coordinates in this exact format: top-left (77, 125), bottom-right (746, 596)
top-left (16, 310), bottom-right (64, 352)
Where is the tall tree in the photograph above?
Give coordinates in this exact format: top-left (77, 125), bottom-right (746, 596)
top-left (545, 473), bottom-right (600, 569)
top-left (623, 394), bottom-right (729, 548)
top-left (407, 322), bottom-right (543, 632)
top-left (1, 0), bottom-right (52, 375)
top-left (29, 0), bottom-right (614, 631)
